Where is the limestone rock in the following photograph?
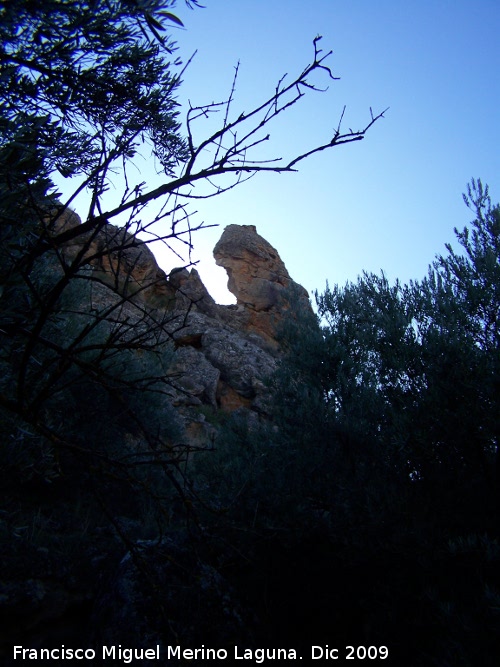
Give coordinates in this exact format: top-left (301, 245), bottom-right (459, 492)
top-left (213, 224), bottom-right (312, 340)
top-left (167, 345), bottom-right (220, 408)
top-left (44, 209), bottom-right (177, 309)
top-left (41, 214), bottom-right (315, 443)
top-left (169, 266), bottom-right (219, 318)
top-left (166, 311), bottom-right (277, 417)
top-left (91, 225), bottom-right (175, 308)
top-left (213, 224), bottom-right (291, 310)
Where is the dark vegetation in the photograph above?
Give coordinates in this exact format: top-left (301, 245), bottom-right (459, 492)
top-left (195, 180), bottom-right (500, 664)
top-left (1, 1), bottom-right (499, 665)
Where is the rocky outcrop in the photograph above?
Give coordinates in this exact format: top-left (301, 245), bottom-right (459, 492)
top-left (46, 208), bottom-right (177, 308)
top-left (0, 215), bottom-right (316, 659)
top-left (214, 224), bottom-right (312, 342)
top-left (162, 225), bottom-right (314, 427)
top-left (36, 215), bottom-right (314, 441)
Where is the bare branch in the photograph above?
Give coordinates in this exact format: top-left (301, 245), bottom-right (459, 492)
top-left (22, 36), bottom-right (386, 292)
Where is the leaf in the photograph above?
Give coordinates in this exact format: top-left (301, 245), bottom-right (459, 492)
top-left (145, 13), bottom-right (166, 31)
top-left (158, 11), bottom-right (184, 27)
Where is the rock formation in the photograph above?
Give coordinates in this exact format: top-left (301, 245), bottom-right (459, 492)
top-left (176, 225), bottom-right (313, 414)
top-left (214, 224), bottom-right (312, 342)
top-left (0, 215), bottom-right (317, 657)
top-left (38, 215), bottom-right (314, 441)
top-left (161, 224), bottom-right (314, 436)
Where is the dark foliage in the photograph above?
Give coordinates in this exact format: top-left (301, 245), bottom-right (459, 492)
top-left (189, 182), bottom-right (500, 665)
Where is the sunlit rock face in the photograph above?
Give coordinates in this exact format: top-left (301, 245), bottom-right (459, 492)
top-left (213, 224), bottom-right (313, 342)
top-left (125, 224), bottom-right (313, 429)
top-left (42, 216), bottom-right (314, 437)
top-left (214, 224), bottom-right (291, 310)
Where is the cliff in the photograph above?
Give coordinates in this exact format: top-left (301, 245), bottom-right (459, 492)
top-left (0, 214), bottom-right (317, 656)
top-left (49, 216), bottom-right (314, 444)
top-left (166, 224), bottom-right (313, 428)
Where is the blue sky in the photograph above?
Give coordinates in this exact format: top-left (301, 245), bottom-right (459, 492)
top-left (62, 0), bottom-right (500, 304)
top-left (160, 0), bottom-right (500, 304)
